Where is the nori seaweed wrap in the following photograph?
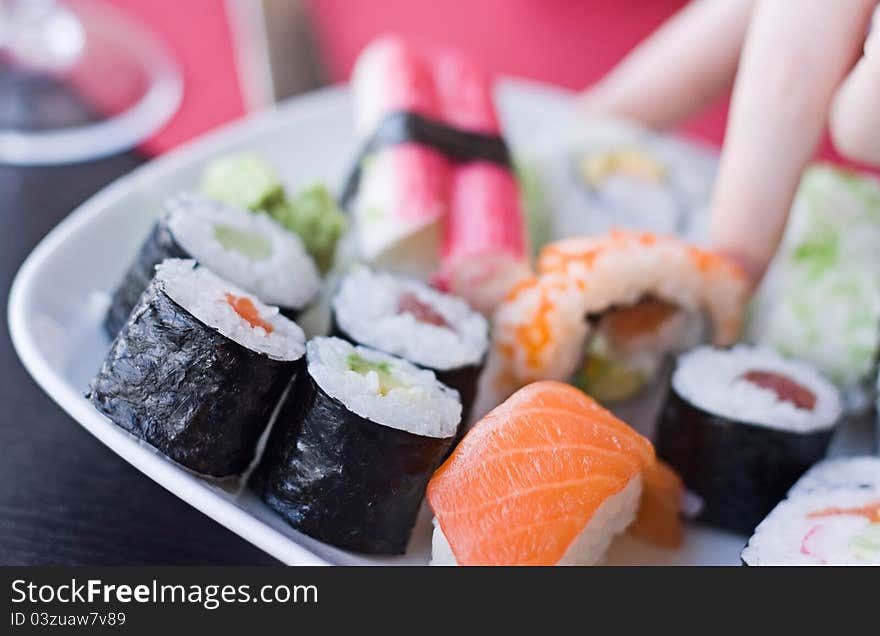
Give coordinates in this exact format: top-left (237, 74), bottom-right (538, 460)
top-left (656, 346), bottom-right (841, 534)
top-left (253, 337), bottom-right (459, 554)
top-left (330, 267), bottom-right (488, 432)
top-left (104, 192), bottom-right (320, 336)
top-left (90, 260), bottom-right (305, 477)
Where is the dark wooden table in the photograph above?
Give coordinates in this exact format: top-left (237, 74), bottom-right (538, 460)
top-left (0, 74), bottom-right (279, 566)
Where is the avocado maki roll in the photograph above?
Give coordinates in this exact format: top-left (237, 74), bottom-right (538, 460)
top-left (253, 337), bottom-right (460, 554)
top-left (656, 345), bottom-right (842, 534)
top-left (331, 267), bottom-right (487, 429)
top-left (104, 192), bottom-right (321, 336)
top-left (89, 259), bottom-right (305, 477)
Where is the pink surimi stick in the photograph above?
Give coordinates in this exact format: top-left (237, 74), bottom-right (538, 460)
top-left (432, 50), bottom-right (530, 314)
top-left (350, 36), bottom-right (451, 263)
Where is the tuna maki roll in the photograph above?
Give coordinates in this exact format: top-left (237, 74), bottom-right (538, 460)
top-left (89, 259), bottom-right (305, 477)
top-left (742, 458), bottom-right (880, 565)
top-left (253, 337), bottom-right (460, 554)
top-left (331, 267), bottom-right (488, 428)
top-left (656, 345), bottom-right (842, 534)
top-left (104, 192), bottom-right (320, 335)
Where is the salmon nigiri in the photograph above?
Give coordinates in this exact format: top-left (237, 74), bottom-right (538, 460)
top-left (427, 381), bottom-right (680, 565)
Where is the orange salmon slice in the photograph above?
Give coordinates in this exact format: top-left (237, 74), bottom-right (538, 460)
top-left (427, 381), bottom-right (656, 565)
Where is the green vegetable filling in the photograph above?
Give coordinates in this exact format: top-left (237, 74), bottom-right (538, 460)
top-left (213, 224), bottom-right (273, 260)
top-left (347, 353), bottom-right (404, 396)
top-left (851, 524), bottom-right (880, 561)
top-left (572, 354), bottom-right (647, 404)
top-left (201, 152), bottom-right (285, 212)
top-left (269, 184), bottom-right (347, 272)
top-left (202, 153), bottom-right (347, 272)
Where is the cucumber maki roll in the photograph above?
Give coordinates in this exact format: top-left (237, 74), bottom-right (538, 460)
top-left (253, 337), bottom-right (460, 554)
top-left (656, 345), bottom-right (842, 534)
top-left (89, 259), bottom-right (305, 477)
top-left (331, 267), bottom-right (488, 429)
top-left (104, 192), bottom-right (320, 336)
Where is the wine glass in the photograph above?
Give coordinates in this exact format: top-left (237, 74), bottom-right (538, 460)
top-left (0, 0), bottom-right (183, 164)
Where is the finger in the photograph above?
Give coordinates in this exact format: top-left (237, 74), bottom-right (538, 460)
top-left (709, 0), bottom-right (876, 288)
top-left (578, 0), bottom-right (755, 129)
top-left (830, 5), bottom-right (880, 165)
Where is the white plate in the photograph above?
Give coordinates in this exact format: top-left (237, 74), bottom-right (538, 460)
top-left (9, 80), bottom-right (749, 565)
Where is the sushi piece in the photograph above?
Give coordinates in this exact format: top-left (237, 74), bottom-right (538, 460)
top-left (656, 345), bottom-right (842, 534)
top-left (518, 119), bottom-right (718, 249)
top-left (427, 381), bottom-right (679, 565)
top-left (741, 487), bottom-right (880, 565)
top-left (331, 267), bottom-right (488, 428)
top-left (89, 259), bottom-right (305, 477)
top-left (749, 165), bottom-right (880, 411)
top-left (345, 35), bottom-right (450, 272)
top-left (789, 456), bottom-right (880, 495)
top-left (491, 232), bottom-right (748, 404)
top-left (104, 193), bottom-right (320, 336)
top-left (433, 50), bottom-right (530, 314)
top-left (201, 153), bottom-right (347, 273)
top-left (253, 337), bottom-right (460, 554)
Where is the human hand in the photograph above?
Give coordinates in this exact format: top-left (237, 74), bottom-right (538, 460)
top-left (580, 0), bottom-right (880, 287)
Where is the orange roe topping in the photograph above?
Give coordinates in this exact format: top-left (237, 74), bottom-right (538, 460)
top-left (512, 278), bottom-right (570, 368)
top-left (225, 293), bottom-right (274, 334)
top-left (808, 502), bottom-right (880, 523)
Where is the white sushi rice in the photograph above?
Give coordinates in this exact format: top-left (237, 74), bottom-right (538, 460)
top-left (307, 337), bottom-right (461, 438)
top-left (789, 457), bottom-right (880, 495)
top-left (155, 259), bottom-right (305, 362)
top-left (741, 487), bottom-right (880, 565)
top-left (672, 345), bottom-right (841, 433)
top-left (430, 475), bottom-right (642, 566)
top-left (333, 267), bottom-right (488, 370)
top-left (165, 192), bottom-right (321, 310)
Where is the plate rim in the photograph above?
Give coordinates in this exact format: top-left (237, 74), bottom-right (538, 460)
top-left (7, 85), bottom-right (359, 566)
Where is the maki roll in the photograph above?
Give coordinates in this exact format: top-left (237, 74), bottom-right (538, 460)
top-left (742, 458), bottom-right (880, 565)
top-left (89, 259), bottom-right (305, 477)
top-left (201, 152), bottom-right (347, 273)
top-left (253, 337), bottom-right (460, 554)
top-left (331, 267), bottom-right (488, 428)
top-left (104, 192), bottom-right (320, 336)
top-left (656, 345), bottom-right (842, 534)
